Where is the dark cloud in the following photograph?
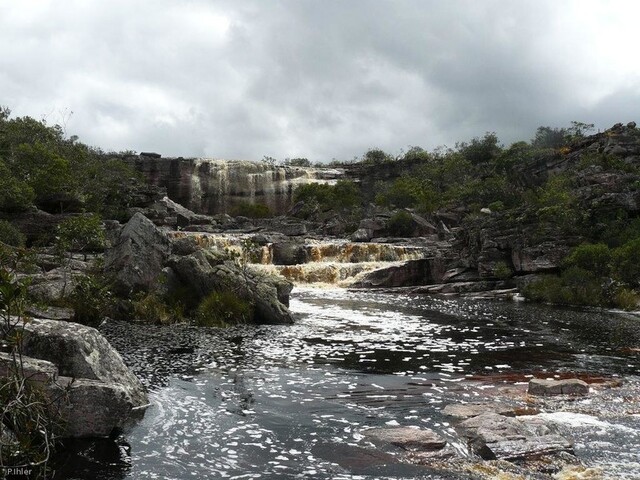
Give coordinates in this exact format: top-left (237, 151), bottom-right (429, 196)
top-left (1, 0), bottom-right (638, 161)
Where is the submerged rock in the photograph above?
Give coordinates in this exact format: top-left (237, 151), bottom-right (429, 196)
top-left (364, 427), bottom-right (447, 451)
top-left (442, 402), bottom-right (519, 420)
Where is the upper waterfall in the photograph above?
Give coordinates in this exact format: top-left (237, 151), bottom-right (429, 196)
top-left (127, 155), bottom-right (345, 215)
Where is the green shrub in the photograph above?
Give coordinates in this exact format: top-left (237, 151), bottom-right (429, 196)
top-left (564, 243), bottom-right (612, 277)
top-left (55, 214), bottom-right (105, 254)
top-left (612, 238), bottom-right (640, 287)
top-left (387, 211), bottom-right (415, 237)
top-left (0, 220), bottom-right (25, 247)
top-left (232, 201), bottom-right (272, 218)
top-left (132, 292), bottom-right (182, 325)
top-left (613, 287), bottom-right (639, 311)
top-left (68, 275), bottom-right (112, 326)
top-left (293, 180), bottom-right (361, 217)
top-left (522, 275), bottom-right (565, 303)
top-left (494, 261), bottom-right (513, 280)
top-left (195, 290), bottom-right (253, 327)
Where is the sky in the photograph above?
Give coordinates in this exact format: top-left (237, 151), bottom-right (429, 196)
top-left (1, 0), bottom-right (639, 162)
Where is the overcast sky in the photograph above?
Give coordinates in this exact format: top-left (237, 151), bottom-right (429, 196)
top-left (1, 1), bottom-right (639, 162)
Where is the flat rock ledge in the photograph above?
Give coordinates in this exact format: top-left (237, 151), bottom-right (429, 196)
top-left (457, 412), bottom-right (574, 461)
top-left (528, 378), bottom-right (589, 396)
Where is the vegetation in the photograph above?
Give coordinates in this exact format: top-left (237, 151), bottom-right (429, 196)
top-left (0, 257), bottom-right (61, 476)
top-left (0, 220), bottom-right (26, 247)
top-left (292, 180), bottom-right (361, 218)
top-left (195, 290), bottom-right (253, 327)
top-left (232, 201), bottom-right (272, 219)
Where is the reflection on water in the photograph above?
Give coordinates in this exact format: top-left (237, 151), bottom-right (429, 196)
top-left (56, 288), bottom-right (640, 479)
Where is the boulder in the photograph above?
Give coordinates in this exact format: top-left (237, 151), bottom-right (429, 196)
top-left (272, 241), bottom-right (309, 265)
top-left (351, 228), bottom-right (373, 242)
top-left (364, 427), bottom-right (447, 451)
top-left (19, 318), bottom-right (148, 407)
top-left (351, 259), bottom-right (430, 288)
top-left (457, 412), bottom-right (574, 461)
top-left (104, 212), bottom-right (172, 294)
top-left (168, 250), bottom-right (294, 324)
top-left (527, 378), bottom-right (589, 396)
top-left (51, 377), bottom-right (140, 437)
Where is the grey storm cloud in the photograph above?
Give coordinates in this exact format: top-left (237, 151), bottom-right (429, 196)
top-left (1, 0), bottom-right (639, 162)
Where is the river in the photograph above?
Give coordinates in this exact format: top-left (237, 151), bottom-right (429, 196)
top-left (54, 287), bottom-right (640, 479)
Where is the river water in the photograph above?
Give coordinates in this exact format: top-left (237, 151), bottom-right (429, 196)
top-left (55, 288), bottom-right (640, 479)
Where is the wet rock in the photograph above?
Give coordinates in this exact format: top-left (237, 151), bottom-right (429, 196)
top-left (364, 427), bottom-right (447, 451)
top-left (457, 412), bottom-right (574, 462)
top-left (51, 377), bottom-right (140, 438)
top-left (351, 259), bottom-right (430, 288)
top-left (528, 378), bottom-right (589, 396)
top-left (351, 228), bottom-right (373, 242)
top-left (442, 402), bottom-right (517, 420)
top-left (272, 241), bottom-right (308, 265)
top-left (19, 318), bottom-right (148, 407)
top-left (104, 212), bottom-right (172, 295)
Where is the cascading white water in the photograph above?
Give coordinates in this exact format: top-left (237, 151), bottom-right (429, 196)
top-left (169, 231), bottom-right (427, 286)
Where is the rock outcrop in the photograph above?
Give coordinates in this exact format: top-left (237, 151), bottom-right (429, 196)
top-left (2, 318), bottom-right (148, 438)
top-left (104, 212), bottom-right (172, 294)
top-left (104, 212), bottom-right (295, 324)
top-left (168, 250), bottom-right (294, 324)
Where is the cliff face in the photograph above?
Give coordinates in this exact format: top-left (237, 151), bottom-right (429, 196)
top-left (127, 157), bottom-right (344, 215)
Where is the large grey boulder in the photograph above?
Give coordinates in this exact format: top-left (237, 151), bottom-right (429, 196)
top-left (19, 318), bottom-right (148, 407)
top-left (104, 212), bottom-right (172, 294)
top-left (168, 250), bottom-right (294, 324)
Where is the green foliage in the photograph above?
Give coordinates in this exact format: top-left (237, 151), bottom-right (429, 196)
top-left (0, 266), bottom-right (59, 474)
top-left (55, 214), bottom-right (105, 254)
top-left (0, 220), bottom-right (25, 248)
top-left (68, 275), bottom-right (112, 326)
top-left (0, 108), bottom-right (144, 218)
top-left (612, 238), bottom-right (640, 287)
top-left (232, 201), bottom-right (272, 218)
top-left (493, 261), bottom-right (513, 280)
top-left (132, 292), bottom-right (183, 325)
top-left (613, 287), bottom-right (639, 311)
top-left (293, 180), bottom-right (361, 217)
top-left (456, 132), bottom-right (501, 165)
top-left (386, 211), bottom-right (415, 237)
top-left (0, 160), bottom-right (35, 212)
top-left (564, 243), bottom-right (612, 278)
top-left (362, 149), bottom-right (394, 164)
top-left (195, 289), bottom-right (253, 327)
top-left (284, 157), bottom-right (311, 167)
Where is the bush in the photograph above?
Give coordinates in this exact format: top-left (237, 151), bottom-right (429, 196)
top-left (387, 211), bottom-right (415, 237)
top-left (55, 214), bottom-right (105, 254)
top-left (494, 261), bottom-right (513, 279)
top-left (564, 243), bottom-right (612, 278)
top-left (612, 238), bottom-right (640, 287)
top-left (195, 290), bottom-right (253, 327)
top-left (232, 201), bottom-right (272, 218)
top-left (293, 180), bottom-right (361, 217)
top-left (0, 220), bottom-right (25, 247)
top-left (68, 275), bottom-right (112, 326)
top-left (613, 287), bottom-right (639, 311)
top-left (132, 292), bottom-right (182, 325)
